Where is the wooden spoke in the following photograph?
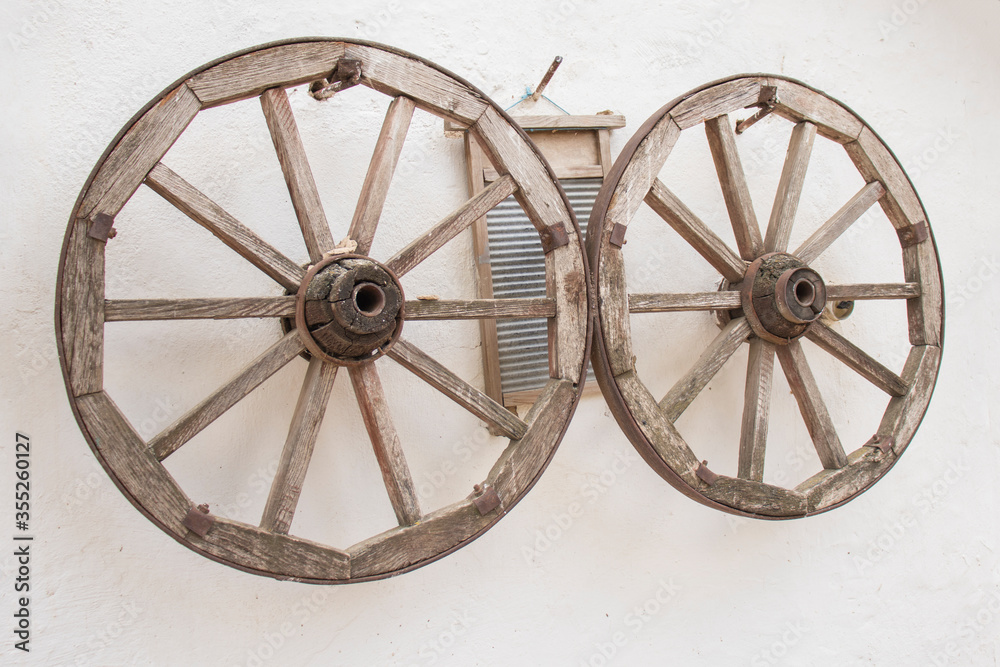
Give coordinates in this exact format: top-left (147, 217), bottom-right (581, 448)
top-left (825, 283), bottom-right (920, 301)
top-left (388, 338), bottom-right (528, 440)
top-left (60, 39), bottom-right (593, 582)
top-left (405, 297), bottom-right (555, 320)
top-left (260, 87), bottom-right (336, 262)
top-left (805, 322), bottom-right (908, 397)
top-left (777, 341), bottom-right (847, 470)
top-left (658, 317), bottom-right (753, 422)
top-left (149, 331), bottom-right (305, 461)
top-left (385, 174), bottom-right (518, 278)
top-left (645, 179), bottom-right (746, 284)
top-left (146, 163), bottom-right (306, 291)
top-left (588, 74), bottom-right (944, 519)
top-left (348, 96), bottom-right (416, 255)
top-left (260, 359), bottom-right (338, 535)
top-left (764, 121), bottom-right (817, 253)
top-left (105, 297), bottom-right (296, 321)
top-left (738, 339), bottom-right (774, 481)
top-left (705, 114), bottom-right (764, 260)
top-left (629, 291), bottom-right (741, 313)
top-left (793, 181), bottom-right (885, 264)
top-left (349, 364), bottom-right (421, 526)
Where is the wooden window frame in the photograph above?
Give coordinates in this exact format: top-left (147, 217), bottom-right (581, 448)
top-left (448, 114), bottom-right (626, 408)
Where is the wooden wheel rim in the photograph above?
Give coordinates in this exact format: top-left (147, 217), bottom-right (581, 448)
top-left (587, 74), bottom-right (943, 519)
top-left (56, 38), bottom-right (591, 582)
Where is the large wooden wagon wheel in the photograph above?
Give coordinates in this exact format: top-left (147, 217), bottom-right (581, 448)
top-left (587, 75), bottom-right (943, 518)
top-left (57, 39), bottom-right (590, 582)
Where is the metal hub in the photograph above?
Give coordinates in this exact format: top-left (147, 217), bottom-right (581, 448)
top-left (741, 253), bottom-right (826, 344)
top-left (295, 255), bottom-right (404, 364)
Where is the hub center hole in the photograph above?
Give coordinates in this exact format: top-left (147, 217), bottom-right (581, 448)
top-left (353, 283), bottom-right (386, 316)
top-left (793, 278), bottom-right (815, 307)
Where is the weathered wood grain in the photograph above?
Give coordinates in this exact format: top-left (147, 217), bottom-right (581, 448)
top-left (545, 233), bottom-right (589, 384)
top-left (345, 43), bottom-right (489, 124)
top-left (738, 339), bottom-right (774, 481)
top-left (349, 363), bottom-right (421, 527)
top-left (599, 245), bottom-right (635, 377)
top-left (877, 345), bottom-right (940, 455)
top-left (489, 379), bottom-right (577, 502)
top-left (445, 114), bottom-right (627, 133)
top-left (607, 117), bottom-right (681, 231)
top-left (463, 132), bottom-right (504, 407)
top-left (768, 77), bottom-right (864, 143)
top-left (261, 87), bottom-right (335, 262)
top-left (628, 291), bottom-right (742, 313)
top-left (512, 114), bottom-right (627, 130)
top-left (63, 218), bottom-right (106, 397)
top-left (805, 322), bottom-right (908, 397)
top-left (388, 338), bottom-right (527, 440)
top-left (404, 298), bottom-right (555, 320)
top-left (765, 121), bottom-right (817, 253)
top-left (844, 126), bottom-right (924, 232)
top-left (702, 475), bottom-right (808, 517)
top-left (794, 181), bottom-right (885, 264)
top-left (658, 317), bottom-right (753, 422)
top-left (598, 128), bottom-right (613, 177)
top-left (705, 114), bottom-right (763, 260)
top-left (81, 84), bottom-right (201, 220)
top-left (192, 516), bottom-right (350, 581)
top-left (260, 359), bottom-right (338, 535)
top-left (824, 283), bottom-right (920, 301)
top-left (348, 499), bottom-right (489, 578)
top-left (472, 106), bottom-right (569, 232)
top-left (105, 297), bottom-right (297, 321)
top-left (149, 331), bottom-right (305, 460)
top-left (796, 446), bottom-right (891, 512)
top-left (614, 370), bottom-right (701, 487)
top-left (670, 78), bottom-right (764, 130)
top-left (645, 179), bottom-right (746, 284)
top-left (385, 174), bottom-right (517, 277)
top-left (77, 392), bottom-right (190, 536)
top-left (903, 238), bottom-right (943, 346)
top-left (187, 41), bottom-right (346, 108)
top-left (776, 340), bottom-right (847, 470)
top-left (515, 130), bottom-right (600, 180)
top-left (349, 96), bottom-right (416, 255)
top-left (146, 163), bottom-right (305, 291)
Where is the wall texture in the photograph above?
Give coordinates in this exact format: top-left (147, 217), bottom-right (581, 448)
top-left (1, 0), bottom-right (998, 665)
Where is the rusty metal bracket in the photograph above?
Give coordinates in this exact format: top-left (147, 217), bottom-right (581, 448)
top-left (309, 59), bottom-right (363, 101)
top-left (539, 222), bottom-right (570, 253)
top-left (609, 223), bottom-right (628, 248)
top-left (736, 85), bottom-right (778, 135)
top-left (472, 484), bottom-right (502, 516)
top-left (88, 213), bottom-right (117, 242)
top-left (182, 503), bottom-right (215, 538)
top-left (696, 461), bottom-right (720, 486)
top-left (897, 220), bottom-right (929, 248)
top-left (865, 434), bottom-right (895, 454)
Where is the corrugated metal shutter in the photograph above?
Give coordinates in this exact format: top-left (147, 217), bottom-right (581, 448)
top-left (487, 178), bottom-right (601, 395)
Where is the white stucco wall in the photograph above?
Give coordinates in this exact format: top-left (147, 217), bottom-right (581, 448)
top-left (2, 0), bottom-right (998, 664)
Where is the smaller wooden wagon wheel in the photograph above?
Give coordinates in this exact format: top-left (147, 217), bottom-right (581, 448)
top-left (57, 39), bottom-right (590, 582)
top-left (587, 75), bottom-right (943, 518)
